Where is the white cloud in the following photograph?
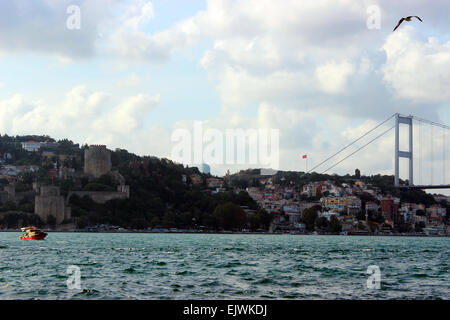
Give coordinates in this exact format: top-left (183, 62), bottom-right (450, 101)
top-left (216, 66), bottom-right (312, 109)
top-left (95, 93), bottom-right (160, 133)
top-left (0, 87), bottom-right (160, 156)
top-left (98, 1), bottom-right (450, 176)
top-left (0, 1), bottom-right (123, 59)
top-left (117, 73), bottom-right (142, 88)
top-left (315, 61), bottom-right (355, 94)
top-left (1, 0), bottom-right (450, 179)
top-left (121, 1), bottom-right (155, 30)
top-left (383, 27), bottom-right (450, 102)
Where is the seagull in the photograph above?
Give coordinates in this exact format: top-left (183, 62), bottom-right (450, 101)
top-left (393, 16), bottom-right (422, 32)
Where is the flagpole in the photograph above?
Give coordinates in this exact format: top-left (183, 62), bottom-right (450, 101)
top-left (302, 154), bottom-right (308, 173)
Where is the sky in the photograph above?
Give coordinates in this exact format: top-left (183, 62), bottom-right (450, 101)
top-left (0, 0), bottom-right (449, 188)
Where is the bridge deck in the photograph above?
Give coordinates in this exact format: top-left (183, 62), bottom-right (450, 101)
top-left (398, 185), bottom-right (450, 190)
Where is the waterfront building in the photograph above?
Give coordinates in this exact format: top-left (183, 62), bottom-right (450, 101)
top-left (319, 211), bottom-right (339, 221)
top-left (380, 197), bottom-right (400, 221)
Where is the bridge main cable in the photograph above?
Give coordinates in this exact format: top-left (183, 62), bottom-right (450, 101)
top-left (410, 115), bottom-right (450, 130)
top-left (320, 124), bottom-right (395, 174)
top-left (305, 113), bottom-right (396, 174)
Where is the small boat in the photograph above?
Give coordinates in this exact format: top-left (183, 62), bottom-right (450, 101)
top-left (20, 226), bottom-right (47, 240)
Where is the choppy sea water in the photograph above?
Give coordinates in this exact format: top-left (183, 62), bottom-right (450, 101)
top-left (0, 233), bottom-right (448, 300)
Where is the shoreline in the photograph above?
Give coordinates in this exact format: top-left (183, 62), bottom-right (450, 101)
top-left (1, 229), bottom-right (447, 237)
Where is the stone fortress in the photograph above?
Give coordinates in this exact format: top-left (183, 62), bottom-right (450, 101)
top-left (33, 145), bottom-right (130, 225)
top-left (84, 145), bottom-right (112, 178)
top-left (34, 185), bottom-right (71, 225)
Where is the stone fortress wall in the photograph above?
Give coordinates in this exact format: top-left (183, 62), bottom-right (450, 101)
top-left (84, 145), bottom-right (112, 178)
top-left (31, 144), bottom-right (130, 225)
top-left (66, 185), bottom-right (130, 205)
top-left (34, 186), bottom-right (71, 224)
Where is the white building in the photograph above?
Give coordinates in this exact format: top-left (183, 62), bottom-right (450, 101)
top-left (21, 141), bottom-right (42, 152)
top-left (319, 211), bottom-right (339, 221)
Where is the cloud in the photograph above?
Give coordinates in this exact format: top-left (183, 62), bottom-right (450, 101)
top-left (383, 27), bottom-right (450, 102)
top-left (0, 86), bottom-right (160, 155)
top-left (315, 61), bottom-right (355, 94)
top-left (1, 0), bottom-right (450, 180)
top-left (0, 1), bottom-right (123, 59)
top-left (95, 93), bottom-right (160, 133)
top-left (117, 73), bottom-right (142, 88)
top-left (121, 0), bottom-right (155, 30)
top-left (216, 66), bottom-right (312, 109)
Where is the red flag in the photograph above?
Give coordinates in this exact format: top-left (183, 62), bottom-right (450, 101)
top-left (302, 154), bottom-right (307, 159)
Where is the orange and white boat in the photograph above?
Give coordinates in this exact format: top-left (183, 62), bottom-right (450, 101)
top-left (20, 226), bottom-right (47, 240)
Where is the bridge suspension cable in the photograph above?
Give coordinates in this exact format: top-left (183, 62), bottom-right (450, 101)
top-left (418, 120), bottom-right (422, 185)
top-left (412, 115), bottom-right (450, 187)
top-left (301, 113), bottom-right (449, 187)
top-left (411, 115), bottom-right (450, 130)
top-left (441, 126), bottom-right (448, 185)
top-left (304, 113), bottom-right (396, 174)
top-left (320, 124), bottom-right (395, 174)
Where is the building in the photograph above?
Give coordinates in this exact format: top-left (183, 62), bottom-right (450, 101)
top-left (426, 205), bottom-right (446, 226)
top-left (21, 140), bottom-right (59, 152)
top-left (190, 174), bottom-right (202, 185)
top-left (365, 202), bottom-right (379, 213)
top-left (42, 151), bottom-right (56, 158)
top-left (206, 177), bottom-right (223, 189)
top-left (84, 145), bottom-right (112, 178)
top-left (35, 186), bottom-right (71, 225)
top-left (200, 163), bottom-right (211, 174)
top-left (0, 184), bottom-right (15, 203)
top-left (40, 141), bottom-right (59, 149)
top-left (246, 187), bottom-right (259, 201)
top-left (66, 185), bottom-right (130, 205)
top-left (380, 197), bottom-right (400, 221)
top-left (319, 211), bottom-right (339, 221)
top-left (283, 204), bottom-right (300, 223)
top-left (21, 141), bottom-right (42, 152)
top-left (321, 196), bottom-right (361, 213)
top-left (302, 183), bottom-right (316, 198)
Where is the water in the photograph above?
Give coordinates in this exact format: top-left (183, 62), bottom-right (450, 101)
top-left (0, 233), bottom-right (448, 299)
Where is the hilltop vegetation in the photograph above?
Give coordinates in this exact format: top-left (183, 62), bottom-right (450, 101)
top-left (0, 134), bottom-right (445, 232)
top-left (0, 134), bottom-right (270, 231)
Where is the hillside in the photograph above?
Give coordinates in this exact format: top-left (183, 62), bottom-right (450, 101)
top-left (0, 134), bottom-right (268, 231)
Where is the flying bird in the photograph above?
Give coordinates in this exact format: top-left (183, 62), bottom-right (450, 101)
top-left (393, 16), bottom-right (422, 32)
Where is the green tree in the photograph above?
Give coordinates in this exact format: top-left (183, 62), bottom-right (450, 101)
top-left (301, 207), bottom-right (318, 231)
top-left (327, 215), bottom-right (342, 233)
top-left (76, 216), bottom-right (90, 229)
top-left (162, 211), bottom-right (179, 228)
top-left (213, 202), bottom-right (247, 231)
top-left (0, 201), bottom-right (17, 212)
top-left (315, 216), bottom-right (328, 231)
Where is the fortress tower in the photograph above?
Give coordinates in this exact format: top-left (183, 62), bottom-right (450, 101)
top-left (35, 186), bottom-right (71, 224)
top-left (84, 145), bottom-right (112, 178)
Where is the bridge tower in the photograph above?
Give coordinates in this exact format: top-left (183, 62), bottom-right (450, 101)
top-left (395, 114), bottom-right (413, 187)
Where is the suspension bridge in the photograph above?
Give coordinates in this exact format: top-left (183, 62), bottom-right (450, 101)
top-left (306, 113), bottom-right (450, 190)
